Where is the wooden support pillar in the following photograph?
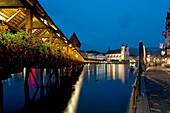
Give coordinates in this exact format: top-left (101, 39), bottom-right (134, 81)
top-left (75, 65), bottom-right (78, 72)
top-left (24, 68), bottom-right (30, 87)
top-left (40, 87), bottom-right (44, 100)
top-left (49, 30), bottom-right (53, 43)
top-left (24, 68), bottom-right (39, 88)
top-left (26, 8), bottom-right (33, 34)
top-left (68, 65), bottom-right (72, 77)
top-left (55, 68), bottom-right (60, 87)
top-left (59, 67), bottom-right (63, 77)
top-left (66, 45), bottom-right (68, 53)
top-left (31, 88), bottom-right (39, 102)
top-left (55, 68), bottom-right (58, 80)
top-left (65, 66), bottom-right (69, 76)
top-left (59, 44), bottom-right (62, 50)
top-left (30, 69), bottom-right (39, 87)
top-left (40, 69), bottom-right (44, 87)
top-left (0, 80), bottom-right (3, 113)
top-left (24, 84), bottom-right (30, 107)
top-left (46, 69), bottom-right (55, 87)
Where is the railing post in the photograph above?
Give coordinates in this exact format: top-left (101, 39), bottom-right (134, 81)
top-left (132, 84), bottom-right (137, 109)
top-left (136, 75), bottom-right (139, 90)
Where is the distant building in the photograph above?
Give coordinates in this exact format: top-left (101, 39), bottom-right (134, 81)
top-left (96, 53), bottom-right (106, 60)
top-left (164, 9), bottom-right (170, 66)
top-left (69, 32), bottom-right (81, 51)
top-left (80, 50), bottom-right (100, 60)
top-left (80, 44), bottom-right (130, 63)
top-left (106, 43), bottom-right (130, 62)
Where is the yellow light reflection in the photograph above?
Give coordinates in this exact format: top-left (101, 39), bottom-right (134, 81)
top-left (23, 67), bottom-right (26, 79)
top-left (63, 70), bottom-right (84, 113)
top-left (107, 64), bottom-right (111, 80)
top-left (118, 64), bottom-right (125, 84)
top-left (112, 64), bottom-right (116, 80)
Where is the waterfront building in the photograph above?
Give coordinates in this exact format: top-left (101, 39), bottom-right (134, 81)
top-left (106, 43), bottom-right (130, 62)
top-left (80, 44), bottom-right (131, 63)
top-left (80, 50), bottom-right (100, 60)
top-left (164, 8), bottom-right (170, 66)
top-left (96, 53), bottom-right (107, 60)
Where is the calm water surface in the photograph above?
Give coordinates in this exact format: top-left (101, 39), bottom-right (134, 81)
top-left (0, 63), bottom-right (137, 113)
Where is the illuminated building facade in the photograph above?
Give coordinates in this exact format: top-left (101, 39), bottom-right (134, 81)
top-left (106, 43), bottom-right (130, 62)
top-left (164, 8), bottom-right (170, 65)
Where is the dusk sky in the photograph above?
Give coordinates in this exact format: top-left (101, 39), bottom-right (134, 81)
top-left (38, 0), bottom-right (170, 52)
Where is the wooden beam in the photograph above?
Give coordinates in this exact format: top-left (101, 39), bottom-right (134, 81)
top-left (0, 6), bottom-right (24, 8)
top-left (49, 30), bottom-right (53, 43)
top-left (6, 9), bottom-right (21, 22)
top-left (45, 69), bottom-right (55, 87)
top-left (39, 29), bottom-right (47, 36)
top-left (18, 20), bottom-right (26, 29)
top-left (26, 8), bottom-right (32, 34)
top-left (30, 69), bottom-right (39, 87)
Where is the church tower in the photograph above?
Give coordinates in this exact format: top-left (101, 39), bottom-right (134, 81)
top-left (121, 43), bottom-right (125, 60)
top-left (125, 44), bottom-right (130, 60)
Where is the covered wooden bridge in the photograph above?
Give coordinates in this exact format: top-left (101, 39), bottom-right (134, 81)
top-left (0, 0), bottom-right (85, 87)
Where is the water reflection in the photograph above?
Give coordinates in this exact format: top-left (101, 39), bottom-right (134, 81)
top-left (0, 82), bottom-right (3, 113)
top-left (85, 63), bottom-right (130, 84)
top-left (0, 64), bottom-right (135, 113)
top-left (63, 70), bottom-right (84, 113)
top-left (74, 64), bottom-right (136, 113)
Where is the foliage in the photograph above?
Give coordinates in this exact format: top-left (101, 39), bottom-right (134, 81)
top-left (0, 22), bottom-right (69, 76)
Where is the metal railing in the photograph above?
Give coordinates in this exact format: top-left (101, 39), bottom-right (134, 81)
top-left (127, 72), bottom-right (140, 113)
top-left (132, 74), bottom-right (139, 109)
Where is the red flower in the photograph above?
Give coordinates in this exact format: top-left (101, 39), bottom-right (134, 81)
top-left (0, 25), bottom-right (8, 32)
top-left (0, 48), bottom-right (2, 52)
top-left (10, 44), bottom-right (13, 48)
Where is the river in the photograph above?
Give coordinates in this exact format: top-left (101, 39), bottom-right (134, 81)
top-left (0, 63), bottom-right (137, 113)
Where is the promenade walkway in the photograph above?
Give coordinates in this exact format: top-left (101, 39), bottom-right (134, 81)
top-left (136, 66), bottom-right (170, 113)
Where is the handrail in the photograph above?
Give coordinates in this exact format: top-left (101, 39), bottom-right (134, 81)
top-left (132, 74), bottom-right (139, 109)
top-left (127, 72), bottom-right (140, 113)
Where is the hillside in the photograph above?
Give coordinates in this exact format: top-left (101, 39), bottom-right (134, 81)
top-left (129, 47), bottom-right (162, 56)
top-left (81, 47), bottom-right (162, 57)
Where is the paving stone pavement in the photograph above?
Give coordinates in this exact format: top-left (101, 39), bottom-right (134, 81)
top-left (137, 66), bottom-right (170, 113)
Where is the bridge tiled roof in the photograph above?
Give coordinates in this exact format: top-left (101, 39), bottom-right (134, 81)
top-left (70, 32), bottom-right (81, 48)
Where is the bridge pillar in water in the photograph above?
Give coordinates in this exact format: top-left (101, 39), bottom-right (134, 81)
top-left (40, 87), bottom-right (44, 100)
top-left (67, 65), bottom-right (72, 77)
top-left (55, 68), bottom-right (60, 86)
top-left (60, 67), bottom-right (64, 77)
top-left (24, 68), bottom-right (30, 87)
top-left (40, 69), bottom-right (44, 87)
top-left (24, 84), bottom-right (30, 107)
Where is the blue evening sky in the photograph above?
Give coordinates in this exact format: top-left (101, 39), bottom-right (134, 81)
top-left (38, 0), bottom-right (170, 52)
